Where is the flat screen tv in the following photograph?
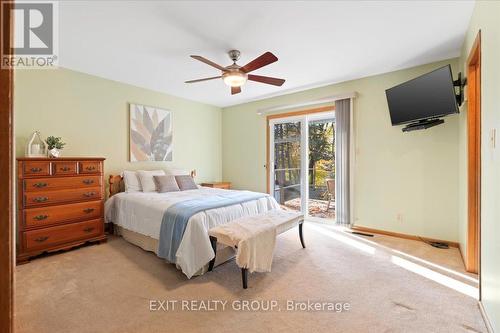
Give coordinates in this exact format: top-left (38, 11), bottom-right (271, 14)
top-left (385, 65), bottom-right (459, 126)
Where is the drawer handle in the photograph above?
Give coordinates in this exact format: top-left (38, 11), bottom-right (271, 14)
top-left (83, 227), bottom-right (95, 233)
top-left (34, 214), bottom-right (49, 221)
top-left (83, 192), bottom-right (96, 197)
top-left (34, 236), bottom-right (49, 243)
top-left (33, 182), bottom-right (48, 188)
top-left (30, 167), bottom-right (43, 172)
top-left (83, 208), bottom-right (95, 213)
top-left (82, 179), bottom-right (94, 185)
top-left (85, 166), bottom-right (96, 171)
top-left (33, 196), bottom-right (48, 203)
top-left (60, 166), bottom-right (70, 171)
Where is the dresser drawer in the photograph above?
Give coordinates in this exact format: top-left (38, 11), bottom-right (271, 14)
top-left (24, 219), bottom-right (103, 251)
top-left (24, 187), bottom-right (102, 207)
top-left (79, 161), bottom-right (101, 174)
top-left (23, 161), bottom-right (51, 176)
top-left (23, 201), bottom-right (102, 228)
top-left (24, 175), bottom-right (101, 192)
top-left (53, 161), bottom-right (77, 175)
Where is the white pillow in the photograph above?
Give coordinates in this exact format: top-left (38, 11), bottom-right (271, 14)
top-left (164, 168), bottom-right (190, 176)
top-left (123, 170), bottom-right (142, 193)
top-left (137, 170), bottom-right (165, 192)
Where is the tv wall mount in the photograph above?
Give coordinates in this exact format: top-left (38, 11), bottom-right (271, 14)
top-left (402, 118), bottom-right (445, 132)
top-left (454, 72), bottom-right (467, 106)
top-left (402, 72), bottom-right (467, 132)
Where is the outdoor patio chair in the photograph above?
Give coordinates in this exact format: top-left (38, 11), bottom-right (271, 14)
top-left (325, 178), bottom-right (335, 211)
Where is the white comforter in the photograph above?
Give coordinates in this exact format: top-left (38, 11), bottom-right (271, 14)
top-left (104, 187), bottom-right (280, 278)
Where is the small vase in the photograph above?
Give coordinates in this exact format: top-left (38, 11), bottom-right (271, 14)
top-left (48, 148), bottom-right (61, 158)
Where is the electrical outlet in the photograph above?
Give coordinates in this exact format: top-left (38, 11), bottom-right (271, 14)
top-left (396, 213), bottom-right (403, 223)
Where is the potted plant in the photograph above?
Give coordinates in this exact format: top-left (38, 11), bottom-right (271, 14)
top-left (46, 136), bottom-right (66, 158)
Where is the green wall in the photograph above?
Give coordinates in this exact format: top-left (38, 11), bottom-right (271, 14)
top-left (14, 68), bottom-right (222, 185)
top-left (458, 1), bottom-right (500, 330)
top-left (222, 59), bottom-right (460, 242)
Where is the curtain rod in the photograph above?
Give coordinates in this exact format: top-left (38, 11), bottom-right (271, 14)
top-left (256, 92), bottom-right (357, 115)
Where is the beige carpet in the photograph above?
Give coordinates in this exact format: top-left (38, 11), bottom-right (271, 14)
top-left (15, 223), bottom-right (486, 333)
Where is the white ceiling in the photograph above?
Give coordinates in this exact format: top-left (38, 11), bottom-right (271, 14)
top-left (58, 1), bottom-right (475, 107)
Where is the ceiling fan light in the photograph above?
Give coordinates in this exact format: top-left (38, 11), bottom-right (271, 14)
top-left (223, 71), bottom-right (247, 87)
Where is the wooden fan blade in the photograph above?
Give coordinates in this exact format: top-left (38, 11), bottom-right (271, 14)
top-left (248, 74), bottom-right (285, 86)
top-left (185, 76), bottom-right (222, 83)
top-left (241, 52), bottom-right (278, 73)
top-left (190, 55), bottom-right (226, 71)
top-left (231, 86), bottom-right (241, 95)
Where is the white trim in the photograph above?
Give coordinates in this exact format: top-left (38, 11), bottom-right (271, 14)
top-left (349, 98), bottom-right (355, 226)
top-left (308, 111), bottom-right (336, 122)
top-left (257, 92), bottom-right (358, 115)
top-left (268, 121), bottom-right (275, 196)
top-left (301, 120), bottom-right (308, 213)
top-left (479, 301), bottom-right (495, 333)
top-left (270, 114), bottom-right (305, 124)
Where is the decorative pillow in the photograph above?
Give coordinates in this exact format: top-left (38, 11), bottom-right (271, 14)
top-left (165, 168), bottom-right (190, 176)
top-left (123, 170), bottom-right (142, 192)
top-left (175, 175), bottom-right (198, 191)
top-left (153, 175), bottom-right (180, 193)
top-left (137, 170), bottom-right (165, 192)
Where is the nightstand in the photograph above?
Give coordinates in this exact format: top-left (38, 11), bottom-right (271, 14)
top-left (201, 182), bottom-right (232, 190)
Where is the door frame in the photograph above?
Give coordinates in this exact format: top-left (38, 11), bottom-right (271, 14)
top-left (266, 105), bottom-right (335, 217)
top-left (466, 31), bottom-right (481, 276)
top-left (0, 0), bottom-right (14, 331)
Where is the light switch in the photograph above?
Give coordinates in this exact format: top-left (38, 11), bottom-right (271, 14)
top-left (490, 129), bottom-right (496, 149)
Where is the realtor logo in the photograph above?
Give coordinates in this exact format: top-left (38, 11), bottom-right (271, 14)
top-left (1, 1), bottom-right (58, 69)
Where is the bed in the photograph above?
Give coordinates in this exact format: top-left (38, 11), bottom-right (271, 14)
top-left (104, 175), bottom-right (280, 278)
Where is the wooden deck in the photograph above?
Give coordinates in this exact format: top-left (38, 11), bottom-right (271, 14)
top-left (283, 198), bottom-right (335, 220)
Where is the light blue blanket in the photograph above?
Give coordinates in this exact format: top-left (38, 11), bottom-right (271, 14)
top-left (157, 191), bottom-right (268, 262)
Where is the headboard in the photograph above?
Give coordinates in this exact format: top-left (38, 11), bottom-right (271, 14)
top-left (108, 170), bottom-right (197, 197)
top-left (108, 175), bottom-right (125, 197)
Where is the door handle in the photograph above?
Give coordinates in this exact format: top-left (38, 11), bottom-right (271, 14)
top-left (83, 192), bottom-right (96, 197)
top-left (34, 214), bottom-right (49, 221)
top-left (83, 208), bottom-right (95, 214)
top-left (33, 182), bottom-right (48, 188)
top-left (83, 227), bottom-right (95, 233)
top-left (30, 167), bottom-right (42, 172)
top-left (82, 179), bottom-right (94, 185)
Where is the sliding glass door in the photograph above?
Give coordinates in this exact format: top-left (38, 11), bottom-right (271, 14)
top-left (308, 116), bottom-right (335, 219)
top-left (271, 120), bottom-right (304, 212)
top-left (269, 112), bottom-right (335, 221)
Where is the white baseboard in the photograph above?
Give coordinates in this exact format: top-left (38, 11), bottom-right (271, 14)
top-left (479, 301), bottom-right (495, 333)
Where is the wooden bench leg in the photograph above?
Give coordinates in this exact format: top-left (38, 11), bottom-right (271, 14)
top-left (208, 236), bottom-right (217, 272)
top-left (241, 268), bottom-right (248, 289)
top-left (299, 222), bottom-right (305, 248)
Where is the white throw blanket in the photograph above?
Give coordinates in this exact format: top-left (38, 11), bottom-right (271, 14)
top-left (210, 215), bottom-right (278, 273)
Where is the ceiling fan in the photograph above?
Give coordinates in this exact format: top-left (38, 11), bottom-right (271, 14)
top-left (185, 50), bottom-right (285, 95)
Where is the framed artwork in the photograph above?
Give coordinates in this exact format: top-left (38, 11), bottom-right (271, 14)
top-left (129, 103), bottom-right (173, 161)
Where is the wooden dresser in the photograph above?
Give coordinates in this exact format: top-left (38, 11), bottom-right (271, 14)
top-left (17, 157), bottom-right (106, 264)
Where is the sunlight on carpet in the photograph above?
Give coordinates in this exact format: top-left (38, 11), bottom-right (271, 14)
top-left (390, 256), bottom-right (478, 299)
top-left (308, 223), bottom-right (479, 299)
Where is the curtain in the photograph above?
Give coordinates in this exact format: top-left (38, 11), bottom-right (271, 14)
top-left (335, 98), bottom-right (351, 225)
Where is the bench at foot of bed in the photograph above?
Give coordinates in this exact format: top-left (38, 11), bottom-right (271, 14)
top-left (208, 210), bottom-right (305, 289)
